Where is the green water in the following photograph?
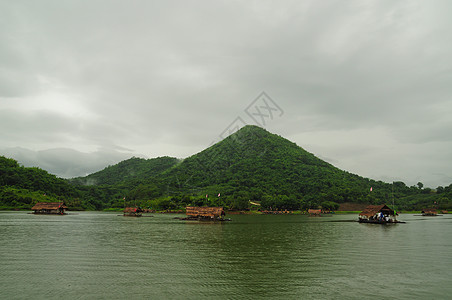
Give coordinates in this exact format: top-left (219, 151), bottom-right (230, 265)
top-left (0, 212), bottom-right (451, 299)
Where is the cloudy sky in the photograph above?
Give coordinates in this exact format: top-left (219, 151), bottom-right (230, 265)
top-left (1, 0), bottom-right (451, 187)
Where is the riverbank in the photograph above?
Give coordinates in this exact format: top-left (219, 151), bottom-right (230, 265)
top-left (2, 206), bottom-right (443, 215)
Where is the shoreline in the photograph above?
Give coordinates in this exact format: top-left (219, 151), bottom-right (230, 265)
top-left (0, 208), bottom-right (447, 215)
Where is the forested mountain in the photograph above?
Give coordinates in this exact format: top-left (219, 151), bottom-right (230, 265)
top-left (69, 156), bottom-right (179, 186)
top-left (69, 125), bottom-right (452, 211)
top-left (159, 125), bottom-right (379, 209)
top-left (2, 125), bottom-right (452, 211)
top-left (0, 156), bottom-right (79, 210)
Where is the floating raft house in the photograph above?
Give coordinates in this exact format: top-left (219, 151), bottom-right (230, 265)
top-left (358, 204), bottom-right (402, 224)
top-left (31, 202), bottom-right (67, 215)
top-left (421, 208), bottom-right (438, 216)
top-left (185, 206), bottom-right (226, 220)
top-left (123, 207), bottom-right (143, 217)
top-left (308, 209), bottom-right (321, 216)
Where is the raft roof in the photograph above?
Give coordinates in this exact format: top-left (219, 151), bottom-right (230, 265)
top-left (31, 202), bottom-right (67, 210)
top-left (359, 204), bottom-right (394, 217)
top-left (186, 206), bottom-right (225, 218)
top-left (124, 207), bottom-right (143, 213)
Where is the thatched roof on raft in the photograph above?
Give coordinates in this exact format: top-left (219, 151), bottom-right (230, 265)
top-left (308, 209), bottom-right (321, 215)
top-left (359, 204), bottom-right (394, 217)
top-left (31, 202), bottom-right (67, 210)
top-left (186, 206), bottom-right (225, 218)
top-left (124, 207), bottom-right (143, 213)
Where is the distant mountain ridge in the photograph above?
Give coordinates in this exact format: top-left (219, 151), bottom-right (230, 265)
top-left (69, 156), bottom-right (179, 186)
top-left (2, 125), bottom-right (451, 211)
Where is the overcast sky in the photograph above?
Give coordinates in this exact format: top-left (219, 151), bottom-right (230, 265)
top-left (1, 0), bottom-right (451, 187)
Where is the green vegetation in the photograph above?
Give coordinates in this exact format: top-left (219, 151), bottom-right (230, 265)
top-left (69, 156), bottom-right (179, 186)
top-left (0, 156), bottom-right (80, 210)
top-left (1, 126), bottom-right (452, 211)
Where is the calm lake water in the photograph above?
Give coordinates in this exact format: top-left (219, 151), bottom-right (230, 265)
top-left (0, 212), bottom-right (451, 299)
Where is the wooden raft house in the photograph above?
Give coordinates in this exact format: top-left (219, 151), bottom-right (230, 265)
top-left (421, 208), bottom-right (438, 216)
top-left (184, 206), bottom-right (227, 221)
top-left (31, 202), bottom-right (67, 215)
top-left (123, 207), bottom-right (144, 217)
top-left (261, 210), bottom-right (293, 215)
top-left (358, 204), bottom-right (401, 224)
top-left (308, 209), bottom-right (321, 216)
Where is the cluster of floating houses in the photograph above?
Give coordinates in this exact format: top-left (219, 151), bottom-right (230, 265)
top-left (28, 202), bottom-right (229, 221)
top-left (419, 208), bottom-right (447, 216)
top-left (121, 206), bottom-right (228, 220)
top-left (28, 201), bottom-right (447, 224)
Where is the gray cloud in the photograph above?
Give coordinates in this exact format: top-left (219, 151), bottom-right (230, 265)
top-left (1, 0), bottom-right (452, 186)
top-left (1, 147), bottom-right (136, 178)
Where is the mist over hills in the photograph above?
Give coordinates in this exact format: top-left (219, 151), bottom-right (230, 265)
top-left (70, 156), bottom-right (180, 186)
top-left (1, 147), bottom-right (133, 178)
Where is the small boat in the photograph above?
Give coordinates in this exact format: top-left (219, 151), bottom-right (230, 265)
top-left (358, 204), bottom-right (404, 224)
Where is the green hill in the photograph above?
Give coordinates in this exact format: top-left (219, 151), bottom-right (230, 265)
top-left (68, 125), bottom-right (452, 211)
top-left (69, 156), bottom-right (179, 186)
top-left (2, 126), bottom-right (452, 211)
top-left (156, 125), bottom-right (404, 209)
top-left (0, 156), bottom-right (80, 210)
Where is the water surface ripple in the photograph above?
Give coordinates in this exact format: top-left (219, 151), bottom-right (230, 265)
top-left (0, 212), bottom-right (451, 299)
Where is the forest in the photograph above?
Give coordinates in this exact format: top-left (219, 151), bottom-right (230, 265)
top-left (1, 126), bottom-right (452, 211)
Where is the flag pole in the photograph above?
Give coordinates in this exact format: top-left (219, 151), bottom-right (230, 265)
top-left (392, 182), bottom-right (396, 220)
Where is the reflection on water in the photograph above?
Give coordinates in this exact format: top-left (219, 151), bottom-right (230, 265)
top-left (0, 212), bottom-right (451, 299)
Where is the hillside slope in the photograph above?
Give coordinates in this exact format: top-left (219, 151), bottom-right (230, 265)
top-left (70, 125), bottom-right (411, 209)
top-left (0, 156), bottom-right (79, 209)
top-left (69, 156), bottom-right (179, 186)
top-left (160, 126), bottom-right (386, 204)
top-left (3, 126), bottom-right (452, 211)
